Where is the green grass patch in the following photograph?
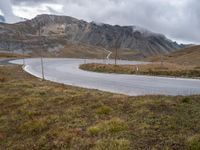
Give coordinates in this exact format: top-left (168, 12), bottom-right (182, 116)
top-left (19, 119), bottom-right (49, 135)
top-left (187, 134), bottom-right (200, 150)
top-left (88, 118), bottom-right (128, 136)
top-left (92, 138), bottom-right (130, 150)
top-left (96, 105), bottom-right (112, 115)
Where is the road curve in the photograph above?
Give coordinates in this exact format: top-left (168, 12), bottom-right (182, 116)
top-left (103, 48), bottom-right (112, 60)
top-left (10, 58), bottom-right (200, 96)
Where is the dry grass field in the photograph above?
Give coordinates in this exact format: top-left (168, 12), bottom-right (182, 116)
top-left (80, 63), bottom-right (200, 78)
top-left (0, 52), bottom-right (28, 58)
top-left (151, 45), bottom-right (200, 66)
top-left (0, 65), bottom-right (200, 150)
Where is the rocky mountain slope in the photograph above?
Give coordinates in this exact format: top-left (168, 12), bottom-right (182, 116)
top-left (0, 14), bottom-right (185, 57)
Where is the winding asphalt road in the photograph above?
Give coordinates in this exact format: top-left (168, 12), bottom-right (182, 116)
top-left (0, 58), bottom-right (15, 65)
top-left (10, 58), bottom-right (200, 96)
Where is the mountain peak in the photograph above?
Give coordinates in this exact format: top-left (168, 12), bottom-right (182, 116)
top-left (27, 14), bottom-right (83, 28)
top-left (0, 14), bottom-right (185, 56)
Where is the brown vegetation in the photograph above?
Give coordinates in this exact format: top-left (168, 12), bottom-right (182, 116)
top-left (0, 65), bottom-right (200, 149)
top-left (151, 45), bottom-right (200, 66)
top-left (80, 63), bottom-right (200, 78)
top-left (0, 52), bottom-right (28, 58)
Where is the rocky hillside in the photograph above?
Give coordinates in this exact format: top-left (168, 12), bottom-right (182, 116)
top-left (0, 14), bottom-right (185, 57)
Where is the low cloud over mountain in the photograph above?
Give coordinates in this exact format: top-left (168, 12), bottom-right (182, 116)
top-left (1, 0), bottom-right (200, 43)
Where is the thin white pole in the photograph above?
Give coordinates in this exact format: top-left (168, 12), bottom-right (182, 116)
top-left (23, 49), bottom-right (25, 67)
top-left (22, 38), bottom-right (25, 67)
top-left (39, 23), bottom-right (45, 80)
top-left (41, 56), bottom-right (45, 80)
top-left (115, 48), bottom-right (118, 65)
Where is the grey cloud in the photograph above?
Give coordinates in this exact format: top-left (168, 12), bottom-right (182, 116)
top-left (0, 0), bottom-right (20, 23)
top-left (11, 0), bottom-right (56, 5)
top-left (10, 0), bottom-right (200, 43)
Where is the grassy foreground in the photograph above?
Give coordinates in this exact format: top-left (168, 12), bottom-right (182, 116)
top-left (80, 63), bottom-right (200, 78)
top-left (0, 65), bottom-right (200, 150)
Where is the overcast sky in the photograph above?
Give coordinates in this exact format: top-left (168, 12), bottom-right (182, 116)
top-left (0, 0), bottom-right (199, 44)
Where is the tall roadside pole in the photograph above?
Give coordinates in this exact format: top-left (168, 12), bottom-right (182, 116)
top-left (22, 45), bottom-right (25, 67)
top-left (114, 47), bottom-right (118, 65)
top-left (21, 32), bottom-right (25, 67)
top-left (161, 55), bottom-right (164, 67)
top-left (17, 31), bottom-right (25, 67)
top-left (114, 38), bottom-right (120, 66)
top-left (38, 23), bottom-right (45, 80)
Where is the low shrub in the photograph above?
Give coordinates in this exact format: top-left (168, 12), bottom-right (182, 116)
top-left (182, 97), bottom-right (192, 103)
top-left (88, 118), bottom-right (128, 136)
top-left (187, 134), bottom-right (200, 150)
top-left (20, 119), bottom-right (49, 135)
top-left (96, 106), bottom-right (112, 115)
top-left (0, 77), bottom-right (6, 82)
top-left (92, 138), bottom-right (130, 150)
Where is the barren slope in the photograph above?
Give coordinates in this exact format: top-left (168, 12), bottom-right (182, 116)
top-left (152, 45), bottom-right (200, 66)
